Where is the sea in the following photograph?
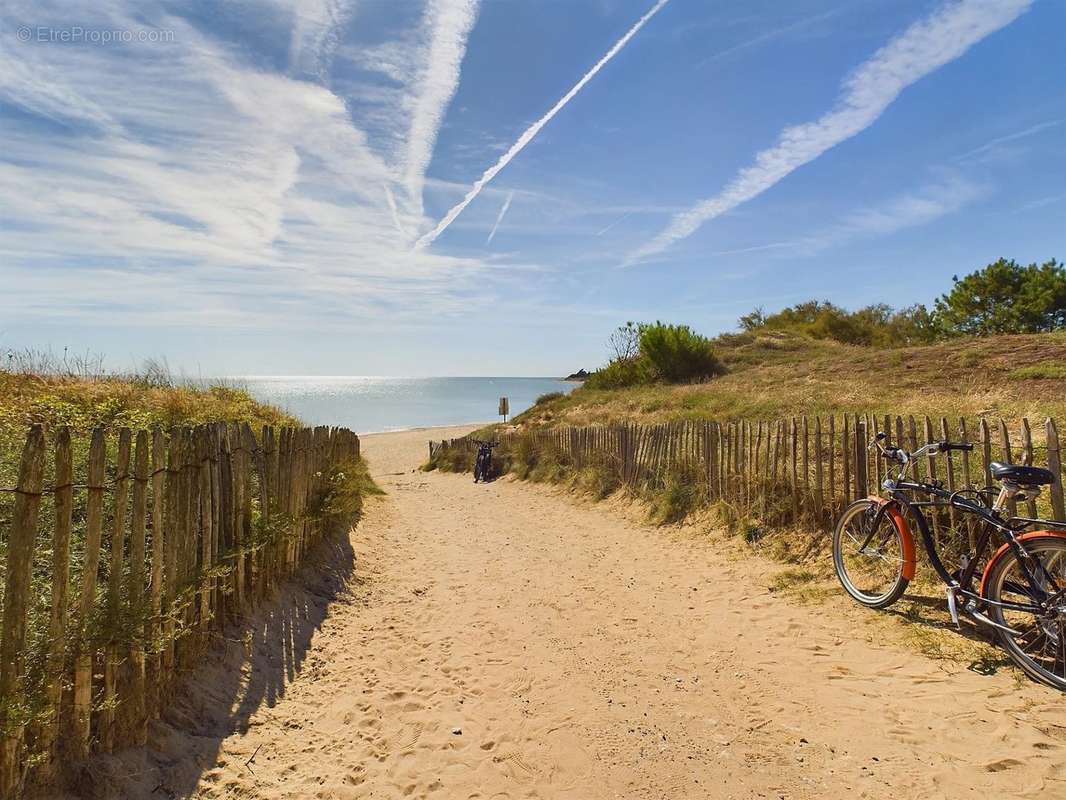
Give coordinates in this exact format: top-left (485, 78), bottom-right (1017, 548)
top-left (235, 376), bottom-right (578, 434)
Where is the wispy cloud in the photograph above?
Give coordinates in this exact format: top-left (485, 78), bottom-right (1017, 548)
top-left (0, 1), bottom-right (500, 331)
top-left (486, 190), bottom-right (514, 244)
top-left (288, 0), bottom-right (356, 78)
top-left (954, 119), bottom-right (1062, 162)
top-left (415, 0), bottom-right (671, 249)
top-left (628, 0), bottom-right (1032, 265)
top-left (402, 0), bottom-right (481, 219)
top-left (703, 173), bottom-right (985, 259)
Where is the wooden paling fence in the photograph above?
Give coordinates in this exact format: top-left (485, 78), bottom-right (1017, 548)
top-left (0, 422), bottom-right (360, 795)
top-left (434, 414), bottom-right (1066, 531)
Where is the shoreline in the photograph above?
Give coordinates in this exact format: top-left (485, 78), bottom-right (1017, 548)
top-left (358, 420), bottom-right (493, 437)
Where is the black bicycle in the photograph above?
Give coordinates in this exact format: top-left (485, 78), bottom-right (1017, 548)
top-left (472, 439), bottom-right (498, 483)
top-left (832, 432), bottom-right (1066, 690)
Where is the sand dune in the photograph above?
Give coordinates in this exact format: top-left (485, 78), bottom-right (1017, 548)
top-left (88, 425), bottom-right (1066, 799)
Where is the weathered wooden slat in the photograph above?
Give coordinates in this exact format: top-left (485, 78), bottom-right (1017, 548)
top-left (39, 428), bottom-right (74, 779)
top-left (0, 426), bottom-right (46, 795)
top-left (72, 429), bottom-right (107, 759)
top-left (1020, 419), bottom-right (1038, 519)
top-left (149, 429), bottom-right (166, 715)
top-left (127, 429), bottom-right (150, 745)
top-left (814, 417), bottom-right (824, 521)
top-left (1047, 419), bottom-right (1065, 522)
top-left (101, 428), bottom-right (131, 752)
top-left (998, 419), bottom-right (1017, 518)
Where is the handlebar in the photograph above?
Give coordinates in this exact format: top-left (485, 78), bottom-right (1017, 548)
top-left (870, 433), bottom-right (973, 476)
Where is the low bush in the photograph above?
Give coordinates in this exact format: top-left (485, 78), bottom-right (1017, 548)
top-left (584, 322), bottom-right (724, 390)
top-left (639, 322), bottom-right (724, 383)
top-left (535, 391), bottom-right (565, 405)
top-left (584, 356), bottom-right (652, 390)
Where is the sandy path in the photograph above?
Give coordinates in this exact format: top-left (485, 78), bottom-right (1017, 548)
top-left (106, 426), bottom-right (1066, 799)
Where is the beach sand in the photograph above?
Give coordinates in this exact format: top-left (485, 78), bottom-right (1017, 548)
top-left (91, 424), bottom-right (1066, 799)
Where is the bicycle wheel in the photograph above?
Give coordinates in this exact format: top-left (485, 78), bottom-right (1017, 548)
top-left (984, 535), bottom-right (1066, 691)
top-left (832, 499), bottom-right (909, 608)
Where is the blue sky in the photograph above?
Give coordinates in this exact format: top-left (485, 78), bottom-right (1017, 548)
top-left (1, 0), bottom-right (1063, 376)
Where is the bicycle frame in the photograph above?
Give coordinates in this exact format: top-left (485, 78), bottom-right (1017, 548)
top-left (869, 438), bottom-right (1066, 618)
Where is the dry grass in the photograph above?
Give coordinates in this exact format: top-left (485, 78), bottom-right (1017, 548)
top-left (517, 331), bottom-right (1066, 427)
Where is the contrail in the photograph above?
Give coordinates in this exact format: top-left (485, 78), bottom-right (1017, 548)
top-left (595, 210), bottom-right (633, 236)
top-left (486, 190), bottom-right (514, 244)
top-left (627, 0), bottom-right (1032, 264)
top-left (383, 184), bottom-right (407, 237)
top-left (415, 0), bottom-right (670, 249)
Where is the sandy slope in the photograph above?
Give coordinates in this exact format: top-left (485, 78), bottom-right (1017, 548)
top-left (94, 425), bottom-right (1066, 799)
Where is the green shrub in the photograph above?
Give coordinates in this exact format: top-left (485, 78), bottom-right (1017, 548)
top-left (535, 391), bottom-right (565, 405)
top-left (584, 356), bottom-right (653, 390)
top-left (638, 322), bottom-right (724, 383)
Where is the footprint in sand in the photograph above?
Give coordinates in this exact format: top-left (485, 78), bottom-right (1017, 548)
top-left (984, 757), bottom-right (1024, 772)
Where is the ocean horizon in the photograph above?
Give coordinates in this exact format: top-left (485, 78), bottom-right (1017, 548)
top-left (235, 375), bottom-right (578, 434)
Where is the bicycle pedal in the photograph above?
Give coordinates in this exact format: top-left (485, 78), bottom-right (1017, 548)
top-left (946, 587), bottom-right (961, 628)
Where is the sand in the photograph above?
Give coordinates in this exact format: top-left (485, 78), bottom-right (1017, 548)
top-left (89, 425), bottom-right (1066, 799)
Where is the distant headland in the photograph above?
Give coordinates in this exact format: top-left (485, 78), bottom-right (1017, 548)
top-left (563, 369), bottom-right (589, 381)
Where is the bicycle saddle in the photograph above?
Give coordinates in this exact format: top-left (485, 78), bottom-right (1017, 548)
top-left (989, 461), bottom-right (1055, 486)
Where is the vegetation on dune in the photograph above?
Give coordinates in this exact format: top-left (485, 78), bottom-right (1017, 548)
top-left (740, 257), bottom-right (1065, 345)
top-left (0, 352), bottom-right (301, 500)
top-left (585, 321), bottom-right (724, 390)
top-left (0, 350), bottom-right (297, 440)
top-left (519, 257), bottom-right (1066, 427)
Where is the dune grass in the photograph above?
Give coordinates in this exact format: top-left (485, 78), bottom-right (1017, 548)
top-left (516, 331), bottom-right (1066, 428)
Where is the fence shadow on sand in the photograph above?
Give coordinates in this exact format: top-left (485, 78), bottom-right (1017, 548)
top-left (77, 532), bottom-right (357, 799)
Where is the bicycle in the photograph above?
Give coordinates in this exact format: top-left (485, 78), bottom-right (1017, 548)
top-left (472, 439), bottom-right (498, 483)
top-left (832, 432), bottom-right (1066, 690)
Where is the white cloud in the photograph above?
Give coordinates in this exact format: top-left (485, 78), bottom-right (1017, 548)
top-left (286, 0), bottom-right (356, 77)
top-left (402, 0), bottom-right (481, 220)
top-left (703, 173), bottom-right (985, 259)
top-left (628, 0), bottom-right (1032, 264)
top-left (0, 0), bottom-right (507, 331)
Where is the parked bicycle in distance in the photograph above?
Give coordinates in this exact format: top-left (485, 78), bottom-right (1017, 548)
top-left (832, 431), bottom-right (1066, 690)
top-left (472, 439), bottom-right (499, 483)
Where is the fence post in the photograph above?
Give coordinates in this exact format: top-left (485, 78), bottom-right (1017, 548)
top-left (128, 429), bottom-right (150, 745)
top-left (39, 428), bottom-right (74, 779)
top-left (0, 426), bottom-right (46, 796)
top-left (827, 416), bottom-right (835, 514)
top-left (801, 416), bottom-right (810, 517)
top-left (790, 418), bottom-right (799, 517)
top-left (73, 429), bottom-right (107, 759)
top-left (1020, 419), bottom-right (1038, 519)
top-left (149, 429), bottom-right (166, 716)
top-left (940, 418), bottom-right (958, 535)
top-left (162, 429), bottom-right (180, 682)
top-left (1047, 419), bottom-right (1065, 522)
top-left (854, 418), bottom-right (868, 499)
top-left (842, 416), bottom-right (851, 502)
top-left (959, 418), bottom-right (976, 549)
top-left (998, 419), bottom-right (1017, 517)
top-left (101, 428), bottom-right (131, 752)
top-left (814, 417), bottom-right (824, 522)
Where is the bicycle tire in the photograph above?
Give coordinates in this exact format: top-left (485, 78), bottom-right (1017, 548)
top-left (983, 535), bottom-right (1066, 691)
top-left (832, 498), bottom-right (909, 609)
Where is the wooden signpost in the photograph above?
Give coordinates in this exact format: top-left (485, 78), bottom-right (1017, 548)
top-left (499, 397), bottom-right (509, 423)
